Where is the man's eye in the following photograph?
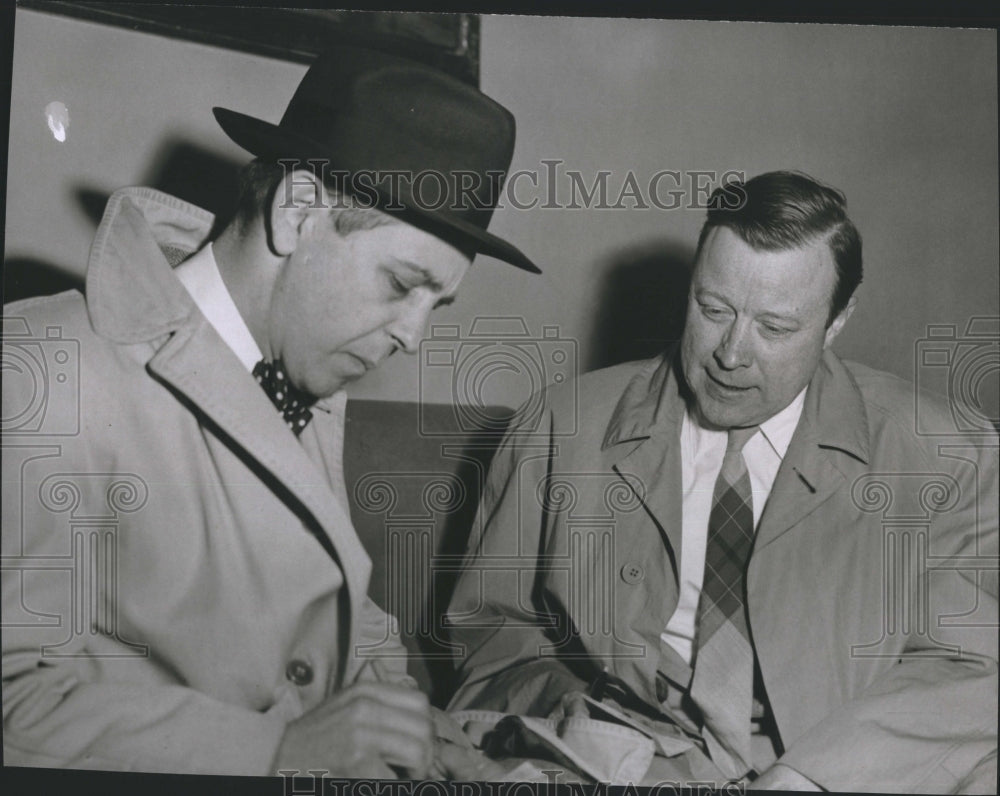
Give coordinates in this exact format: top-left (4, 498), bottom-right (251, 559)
top-left (701, 304), bottom-right (728, 319)
top-left (761, 323), bottom-right (791, 337)
top-left (389, 274), bottom-right (410, 294)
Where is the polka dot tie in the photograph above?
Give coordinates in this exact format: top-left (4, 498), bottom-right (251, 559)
top-left (252, 359), bottom-right (314, 436)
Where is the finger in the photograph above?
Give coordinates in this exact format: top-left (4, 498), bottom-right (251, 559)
top-left (345, 681), bottom-right (431, 713)
top-left (559, 690), bottom-right (590, 717)
top-left (353, 697), bottom-right (434, 741)
top-left (352, 703), bottom-right (434, 769)
top-left (369, 658), bottom-right (392, 682)
top-left (436, 743), bottom-right (509, 782)
top-left (351, 756), bottom-right (399, 780)
top-left (353, 724), bottom-right (432, 779)
top-left (435, 742), bottom-right (484, 780)
top-left (430, 707), bottom-right (474, 748)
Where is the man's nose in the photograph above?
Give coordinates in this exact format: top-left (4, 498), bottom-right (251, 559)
top-left (390, 301), bottom-right (434, 355)
top-left (714, 319), bottom-right (752, 369)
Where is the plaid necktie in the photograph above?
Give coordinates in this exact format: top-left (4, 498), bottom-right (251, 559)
top-left (252, 359), bottom-right (314, 436)
top-left (689, 425), bottom-right (759, 779)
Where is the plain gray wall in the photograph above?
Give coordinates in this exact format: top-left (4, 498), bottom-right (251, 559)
top-left (5, 10), bottom-right (998, 419)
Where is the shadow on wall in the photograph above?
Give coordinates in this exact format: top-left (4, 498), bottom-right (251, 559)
top-left (4, 139), bottom-right (246, 305)
top-left (3, 259), bottom-right (84, 304)
top-left (76, 138), bottom-right (244, 233)
top-left (586, 239), bottom-right (695, 371)
top-left (140, 138), bottom-right (245, 235)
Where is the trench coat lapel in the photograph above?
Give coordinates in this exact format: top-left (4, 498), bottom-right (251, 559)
top-left (753, 351), bottom-right (871, 556)
top-left (600, 354), bottom-right (687, 702)
top-left (147, 319), bottom-right (373, 684)
top-left (746, 352), bottom-right (872, 739)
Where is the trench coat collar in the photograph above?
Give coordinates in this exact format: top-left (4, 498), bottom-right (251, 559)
top-left (85, 187), bottom-right (346, 414)
top-left (600, 348), bottom-right (868, 462)
top-left (86, 188), bottom-right (211, 344)
top-left (602, 351), bottom-right (684, 450)
top-left (752, 348), bottom-right (871, 553)
top-left (599, 345), bottom-right (873, 561)
top-left (84, 188), bottom-right (371, 684)
top-left (600, 353), bottom-right (687, 567)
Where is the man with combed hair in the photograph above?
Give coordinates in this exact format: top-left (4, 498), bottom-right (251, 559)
top-left (2, 46), bottom-right (537, 777)
top-left (447, 171), bottom-right (997, 791)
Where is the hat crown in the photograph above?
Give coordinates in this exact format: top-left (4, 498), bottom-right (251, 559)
top-left (281, 52), bottom-right (514, 181)
top-left (213, 45), bottom-right (537, 273)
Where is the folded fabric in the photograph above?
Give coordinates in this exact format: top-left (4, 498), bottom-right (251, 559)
top-left (450, 708), bottom-right (656, 783)
top-left (578, 693), bottom-right (698, 758)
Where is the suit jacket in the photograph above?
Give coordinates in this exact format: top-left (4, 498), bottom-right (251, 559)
top-left (446, 350), bottom-right (998, 792)
top-left (1, 188), bottom-right (408, 774)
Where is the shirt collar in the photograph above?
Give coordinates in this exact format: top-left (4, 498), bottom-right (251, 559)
top-left (757, 386), bottom-right (807, 460)
top-left (174, 241), bottom-right (347, 416)
top-left (175, 242), bottom-right (263, 371)
top-left (684, 385), bottom-right (807, 461)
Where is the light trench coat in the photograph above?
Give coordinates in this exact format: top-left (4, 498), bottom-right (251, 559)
top-left (2, 188), bottom-right (408, 774)
top-left (447, 348), bottom-right (999, 792)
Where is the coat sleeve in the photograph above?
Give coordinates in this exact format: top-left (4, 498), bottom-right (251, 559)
top-left (777, 439), bottom-right (999, 793)
top-left (1, 508), bottom-right (289, 774)
top-left (446, 407), bottom-right (594, 715)
top-left (2, 481), bottom-right (423, 776)
top-left (0, 377), bottom-right (291, 776)
top-left (2, 655), bottom-right (288, 775)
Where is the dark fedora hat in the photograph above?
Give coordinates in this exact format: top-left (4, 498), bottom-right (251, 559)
top-left (213, 46), bottom-right (539, 273)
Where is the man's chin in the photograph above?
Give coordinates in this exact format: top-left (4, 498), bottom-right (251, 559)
top-left (312, 381), bottom-right (347, 400)
top-left (291, 374), bottom-right (344, 402)
top-left (694, 393), bottom-right (760, 431)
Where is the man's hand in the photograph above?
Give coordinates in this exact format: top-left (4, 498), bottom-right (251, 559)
top-left (433, 740), bottom-right (514, 781)
top-left (428, 708), bottom-right (512, 781)
top-left (557, 690), bottom-right (591, 718)
top-left (271, 681), bottom-right (433, 779)
top-left (748, 763), bottom-right (823, 791)
top-left (430, 706), bottom-right (474, 749)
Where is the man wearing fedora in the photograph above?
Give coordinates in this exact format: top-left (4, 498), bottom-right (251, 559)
top-left (2, 46), bottom-right (536, 777)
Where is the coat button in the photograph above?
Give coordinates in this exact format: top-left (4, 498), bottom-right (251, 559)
top-left (620, 563), bottom-right (644, 584)
top-left (285, 659), bottom-right (314, 686)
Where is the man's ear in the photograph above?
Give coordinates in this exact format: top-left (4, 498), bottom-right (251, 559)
top-left (824, 294), bottom-right (857, 349)
top-left (267, 168), bottom-right (325, 256)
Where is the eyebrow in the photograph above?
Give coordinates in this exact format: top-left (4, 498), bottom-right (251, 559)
top-left (695, 289), bottom-right (801, 324)
top-left (389, 259), bottom-right (457, 307)
top-left (390, 260), bottom-right (445, 292)
top-left (758, 312), bottom-right (801, 325)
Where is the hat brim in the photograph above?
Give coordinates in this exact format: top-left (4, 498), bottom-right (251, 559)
top-left (214, 107), bottom-right (540, 274)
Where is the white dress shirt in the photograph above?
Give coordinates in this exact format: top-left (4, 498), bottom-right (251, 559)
top-left (175, 242), bottom-right (263, 370)
top-left (662, 389), bottom-right (807, 664)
